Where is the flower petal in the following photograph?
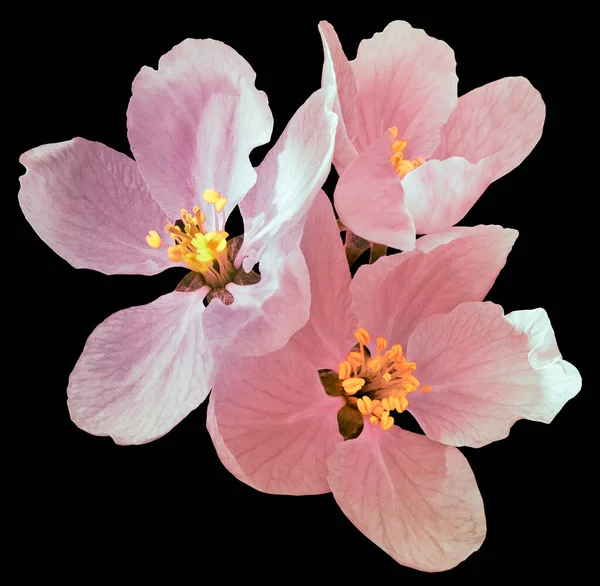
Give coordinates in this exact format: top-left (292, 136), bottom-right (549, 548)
top-left (238, 85), bottom-right (337, 269)
top-left (18, 139), bottom-right (172, 275)
top-left (434, 77), bottom-right (545, 182)
top-left (351, 20), bottom-right (458, 158)
top-left (327, 423), bottom-right (486, 571)
top-left (67, 289), bottom-right (213, 445)
top-left (289, 191), bottom-right (356, 370)
top-left (203, 244), bottom-right (310, 358)
top-left (318, 21), bottom-right (359, 173)
top-left (351, 226), bottom-right (518, 344)
top-left (334, 130), bottom-right (416, 250)
top-left (209, 346), bottom-right (344, 495)
top-left (127, 38), bottom-right (273, 229)
top-left (407, 302), bottom-right (582, 448)
top-left (402, 157), bottom-right (490, 234)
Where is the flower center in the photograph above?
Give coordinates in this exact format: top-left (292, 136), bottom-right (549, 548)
top-left (388, 126), bottom-right (425, 179)
top-left (146, 189), bottom-right (233, 287)
top-left (319, 328), bottom-right (431, 440)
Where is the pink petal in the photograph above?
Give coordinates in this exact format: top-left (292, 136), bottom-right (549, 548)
top-left (18, 139), bottom-right (172, 275)
top-left (351, 20), bottom-right (458, 159)
top-left (318, 21), bottom-right (359, 173)
top-left (203, 245), bottom-right (310, 358)
top-left (351, 226), bottom-right (517, 344)
top-left (238, 86), bottom-right (337, 269)
top-left (209, 346), bottom-right (344, 495)
top-left (288, 191), bottom-right (357, 370)
top-left (402, 157), bottom-right (490, 234)
top-left (127, 38), bottom-right (273, 230)
top-left (68, 289), bottom-right (213, 445)
top-left (334, 130), bottom-right (416, 250)
top-left (407, 302), bottom-right (582, 448)
top-left (434, 77), bottom-right (545, 182)
top-left (327, 423), bottom-right (486, 571)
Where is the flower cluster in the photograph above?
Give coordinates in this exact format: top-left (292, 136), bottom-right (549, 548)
top-left (18, 21), bottom-right (580, 572)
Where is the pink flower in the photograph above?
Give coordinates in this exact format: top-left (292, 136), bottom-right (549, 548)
top-left (18, 39), bottom-right (337, 445)
top-left (320, 20), bottom-right (546, 250)
top-left (208, 192), bottom-right (580, 571)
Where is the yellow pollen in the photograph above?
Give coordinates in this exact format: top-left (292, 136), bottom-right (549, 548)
top-left (339, 327), bottom-right (431, 432)
top-left (146, 189), bottom-right (230, 274)
top-left (376, 337), bottom-right (388, 352)
top-left (202, 189), bottom-right (220, 204)
top-left (215, 197), bottom-right (228, 213)
top-left (342, 378), bottom-right (366, 395)
top-left (167, 246), bottom-right (184, 262)
top-left (388, 129), bottom-right (425, 179)
top-left (145, 230), bottom-right (162, 249)
top-left (354, 328), bottom-right (371, 345)
top-left (338, 361), bottom-right (352, 380)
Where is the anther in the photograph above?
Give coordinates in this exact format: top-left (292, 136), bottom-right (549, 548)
top-left (146, 230), bottom-right (162, 248)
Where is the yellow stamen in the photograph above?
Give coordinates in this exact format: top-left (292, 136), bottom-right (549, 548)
top-left (167, 246), bottom-right (183, 262)
top-left (381, 415), bottom-right (395, 431)
top-left (336, 327), bottom-right (430, 432)
top-left (202, 189), bottom-right (220, 204)
top-left (388, 129), bottom-right (425, 179)
top-left (338, 361), bottom-right (352, 380)
top-left (146, 189), bottom-right (231, 276)
top-left (354, 328), bottom-right (371, 345)
top-left (342, 378), bottom-right (366, 395)
top-left (146, 230), bottom-right (162, 249)
top-left (376, 337), bottom-right (388, 353)
top-left (215, 197), bottom-right (228, 213)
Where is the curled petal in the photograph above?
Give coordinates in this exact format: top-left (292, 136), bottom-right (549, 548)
top-left (351, 225), bottom-right (518, 344)
top-left (318, 21), bottom-right (359, 173)
top-left (203, 245), bottom-right (310, 358)
top-left (334, 130), bottom-right (416, 251)
top-left (407, 302), bottom-right (582, 448)
top-left (127, 38), bottom-right (273, 229)
top-left (18, 139), bottom-right (171, 275)
top-left (402, 157), bottom-right (490, 234)
top-left (350, 20), bottom-right (458, 158)
top-left (239, 85), bottom-right (337, 269)
top-left (434, 77), bottom-right (545, 182)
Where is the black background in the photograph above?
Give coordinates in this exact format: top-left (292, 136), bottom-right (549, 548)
top-left (11, 6), bottom-right (590, 582)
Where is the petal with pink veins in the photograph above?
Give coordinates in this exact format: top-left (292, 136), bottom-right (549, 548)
top-left (127, 38), bottom-right (273, 230)
top-left (203, 244), bottom-right (310, 358)
top-left (18, 139), bottom-right (172, 275)
top-left (351, 225), bottom-right (518, 344)
top-left (434, 77), bottom-right (545, 182)
top-left (238, 86), bottom-right (337, 269)
top-left (407, 302), bottom-right (581, 448)
top-left (350, 20), bottom-right (458, 158)
top-left (334, 130), bottom-right (416, 251)
top-left (289, 191), bottom-right (357, 370)
top-left (327, 423), bottom-right (486, 571)
top-left (67, 289), bottom-right (213, 445)
top-left (318, 21), bottom-right (359, 173)
top-left (402, 157), bottom-right (490, 234)
top-left (209, 347), bottom-right (344, 495)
